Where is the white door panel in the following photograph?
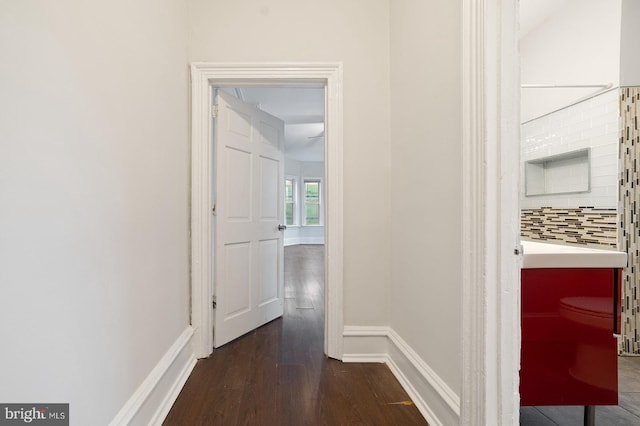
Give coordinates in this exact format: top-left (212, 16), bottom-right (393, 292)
top-left (260, 156), bottom-right (279, 220)
top-left (258, 239), bottom-right (278, 306)
top-left (225, 147), bottom-right (252, 221)
top-left (223, 242), bottom-right (251, 318)
top-left (213, 91), bottom-right (285, 347)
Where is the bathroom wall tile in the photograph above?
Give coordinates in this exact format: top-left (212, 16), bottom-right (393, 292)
top-left (618, 87), bottom-right (640, 355)
top-left (606, 122), bottom-right (619, 134)
top-left (583, 124), bottom-right (607, 139)
top-left (592, 169), bottom-right (614, 181)
top-left (592, 113), bottom-right (614, 128)
top-left (585, 104), bottom-right (608, 120)
top-left (592, 146), bottom-right (618, 159)
top-left (567, 122), bottom-right (586, 136)
top-left (521, 89), bottom-right (619, 210)
top-left (561, 132), bottom-right (582, 145)
top-left (565, 111), bottom-right (584, 126)
top-left (591, 134), bottom-right (614, 147)
top-left (588, 187), bottom-right (610, 197)
top-left (521, 207), bottom-right (617, 248)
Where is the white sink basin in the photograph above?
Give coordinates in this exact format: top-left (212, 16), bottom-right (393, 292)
top-left (521, 240), bottom-right (627, 269)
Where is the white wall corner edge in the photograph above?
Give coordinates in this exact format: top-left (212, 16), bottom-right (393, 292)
top-left (342, 326), bottom-right (460, 426)
top-left (109, 326), bottom-right (197, 426)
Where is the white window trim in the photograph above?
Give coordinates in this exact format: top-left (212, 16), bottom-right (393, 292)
top-left (302, 177), bottom-right (323, 226)
top-left (285, 175), bottom-right (299, 227)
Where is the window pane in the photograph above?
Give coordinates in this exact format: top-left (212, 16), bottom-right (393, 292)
top-left (305, 182), bottom-right (319, 203)
top-left (286, 203), bottom-right (294, 225)
top-left (305, 204), bottom-right (319, 225)
top-left (285, 179), bottom-right (293, 202)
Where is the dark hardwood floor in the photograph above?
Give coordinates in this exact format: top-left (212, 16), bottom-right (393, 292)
top-left (164, 245), bottom-right (427, 426)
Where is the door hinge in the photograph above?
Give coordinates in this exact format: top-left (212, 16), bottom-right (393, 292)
top-left (212, 296), bottom-right (217, 309)
top-left (212, 104), bottom-right (219, 118)
top-left (212, 204), bottom-right (216, 216)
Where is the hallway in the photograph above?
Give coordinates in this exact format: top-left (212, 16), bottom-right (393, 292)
top-left (163, 245), bottom-right (427, 425)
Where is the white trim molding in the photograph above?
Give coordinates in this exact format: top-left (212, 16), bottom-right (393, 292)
top-left (461, 1), bottom-right (521, 425)
top-left (342, 325), bottom-right (389, 362)
top-left (190, 63), bottom-right (344, 359)
top-left (301, 176), bottom-right (324, 226)
top-left (109, 327), bottom-right (197, 426)
top-left (283, 237), bottom-right (325, 247)
top-left (343, 326), bottom-right (460, 426)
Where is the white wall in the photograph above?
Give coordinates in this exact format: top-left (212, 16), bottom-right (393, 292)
top-left (187, 0), bottom-right (392, 326)
top-left (0, 1), bottom-right (190, 424)
top-left (620, 0), bottom-right (640, 86)
top-left (0, 1), bottom-right (468, 422)
top-left (389, 0), bottom-right (462, 397)
top-left (520, 0), bottom-right (622, 122)
top-left (290, 158), bottom-right (324, 179)
top-left (284, 158), bottom-right (325, 246)
top-left (521, 89), bottom-right (619, 209)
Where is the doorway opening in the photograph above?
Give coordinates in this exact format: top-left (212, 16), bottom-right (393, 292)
top-left (190, 63), bottom-right (344, 360)
top-left (222, 86), bottom-right (326, 247)
top-left (218, 85), bottom-right (326, 350)
top-left (518, 2), bottom-right (640, 424)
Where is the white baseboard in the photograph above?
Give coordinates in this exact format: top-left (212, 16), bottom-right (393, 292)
top-left (284, 237), bottom-right (325, 246)
top-left (342, 325), bottom-right (388, 362)
top-left (109, 326), bottom-right (197, 426)
top-left (109, 324), bottom-right (458, 425)
top-left (386, 329), bottom-right (460, 426)
top-left (342, 326), bottom-right (460, 426)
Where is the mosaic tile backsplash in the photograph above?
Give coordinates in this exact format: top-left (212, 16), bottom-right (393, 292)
top-left (521, 207), bottom-right (617, 248)
top-left (619, 87), bottom-right (640, 354)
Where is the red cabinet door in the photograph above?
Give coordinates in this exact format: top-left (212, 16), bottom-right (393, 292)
top-left (520, 268), bottom-right (620, 406)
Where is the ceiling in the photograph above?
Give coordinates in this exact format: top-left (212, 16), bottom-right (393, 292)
top-left (224, 87), bottom-right (325, 163)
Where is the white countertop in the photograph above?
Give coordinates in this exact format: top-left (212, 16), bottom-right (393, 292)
top-left (522, 240), bottom-right (627, 269)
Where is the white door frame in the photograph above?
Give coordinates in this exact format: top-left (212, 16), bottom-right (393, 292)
top-left (461, 1), bottom-right (521, 425)
top-left (190, 63), bottom-right (344, 360)
top-left (189, 7), bottom-right (521, 418)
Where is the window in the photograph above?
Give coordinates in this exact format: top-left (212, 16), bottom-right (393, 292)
top-left (303, 179), bottom-right (322, 225)
top-left (285, 177), bottom-right (296, 226)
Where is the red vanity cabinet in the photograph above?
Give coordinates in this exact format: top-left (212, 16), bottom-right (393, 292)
top-left (520, 266), bottom-right (622, 406)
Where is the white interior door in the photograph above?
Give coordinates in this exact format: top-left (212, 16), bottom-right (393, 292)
top-left (213, 90), bottom-right (285, 348)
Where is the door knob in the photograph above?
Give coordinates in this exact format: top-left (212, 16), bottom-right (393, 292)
top-left (278, 224), bottom-right (287, 231)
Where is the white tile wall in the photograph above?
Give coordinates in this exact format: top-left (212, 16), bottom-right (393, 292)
top-left (521, 89), bottom-right (619, 209)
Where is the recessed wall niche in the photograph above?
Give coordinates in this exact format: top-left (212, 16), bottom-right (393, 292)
top-left (525, 148), bottom-right (590, 197)
top-left (520, 88), bottom-right (619, 210)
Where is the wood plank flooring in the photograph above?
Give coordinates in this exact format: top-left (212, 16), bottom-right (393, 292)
top-left (164, 245), bottom-right (427, 426)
